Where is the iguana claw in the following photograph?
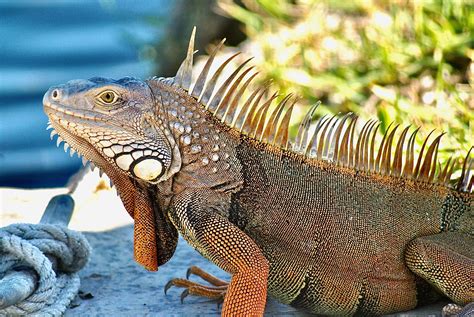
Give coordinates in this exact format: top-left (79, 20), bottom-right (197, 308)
top-left (186, 267), bottom-right (192, 279)
top-left (180, 289), bottom-right (189, 304)
top-left (164, 280), bottom-right (173, 295)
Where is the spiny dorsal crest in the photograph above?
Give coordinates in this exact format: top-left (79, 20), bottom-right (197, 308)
top-left (155, 28), bottom-right (473, 193)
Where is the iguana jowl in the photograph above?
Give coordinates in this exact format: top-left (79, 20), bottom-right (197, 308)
top-left (43, 29), bottom-right (473, 316)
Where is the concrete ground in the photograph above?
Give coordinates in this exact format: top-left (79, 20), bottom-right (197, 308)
top-left (70, 226), bottom-right (304, 316)
top-left (1, 169), bottom-right (448, 316)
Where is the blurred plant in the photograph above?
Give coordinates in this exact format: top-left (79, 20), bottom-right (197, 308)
top-left (217, 0), bottom-right (473, 173)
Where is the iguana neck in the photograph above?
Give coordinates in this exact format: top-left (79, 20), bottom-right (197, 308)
top-left (147, 80), bottom-right (244, 206)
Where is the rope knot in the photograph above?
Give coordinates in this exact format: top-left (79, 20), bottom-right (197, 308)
top-left (0, 223), bottom-right (91, 316)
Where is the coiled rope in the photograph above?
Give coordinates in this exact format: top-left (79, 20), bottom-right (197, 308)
top-left (0, 223), bottom-right (90, 316)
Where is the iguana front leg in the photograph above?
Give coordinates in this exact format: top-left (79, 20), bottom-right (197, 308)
top-left (168, 190), bottom-right (269, 316)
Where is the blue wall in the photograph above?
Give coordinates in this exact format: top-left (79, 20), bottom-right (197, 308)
top-left (0, 1), bottom-right (170, 188)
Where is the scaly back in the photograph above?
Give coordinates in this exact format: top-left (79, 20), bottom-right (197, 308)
top-left (153, 28), bottom-right (473, 194)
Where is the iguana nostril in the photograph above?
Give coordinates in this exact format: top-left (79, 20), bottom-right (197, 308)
top-left (52, 89), bottom-right (59, 99)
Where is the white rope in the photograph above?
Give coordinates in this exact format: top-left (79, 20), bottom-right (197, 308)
top-left (0, 223), bottom-right (91, 316)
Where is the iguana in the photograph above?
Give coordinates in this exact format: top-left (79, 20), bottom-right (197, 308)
top-left (43, 29), bottom-right (473, 316)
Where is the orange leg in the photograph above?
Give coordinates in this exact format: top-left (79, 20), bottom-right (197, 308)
top-left (170, 204), bottom-right (269, 316)
top-left (169, 190), bottom-right (270, 316)
top-left (193, 214), bottom-right (269, 316)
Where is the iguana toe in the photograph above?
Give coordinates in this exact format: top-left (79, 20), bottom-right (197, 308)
top-left (165, 268), bottom-right (228, 304)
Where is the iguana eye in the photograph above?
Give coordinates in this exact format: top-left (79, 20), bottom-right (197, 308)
top-left (98, 90), bottom-right (118, 104)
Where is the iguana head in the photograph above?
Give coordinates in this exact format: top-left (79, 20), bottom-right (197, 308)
top-left (44, 76), bottom-right (184, 271)
top-left (43, 76), bottom-right (181, 185)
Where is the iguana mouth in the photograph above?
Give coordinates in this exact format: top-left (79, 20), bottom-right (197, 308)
top-left (43, 96), bottom-right (111, 130)
top-left (44, 99), bottom-right (112, 183)
top-left (46, 118), bottom-right (109, 176)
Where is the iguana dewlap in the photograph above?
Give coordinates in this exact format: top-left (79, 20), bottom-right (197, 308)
top-left (43, 29), bottom-right (473, 316)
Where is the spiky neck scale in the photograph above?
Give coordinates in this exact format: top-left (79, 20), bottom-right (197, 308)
top-left (155, 27), bottom-right (473, 195)
top-left (146, 80), bottom-right (243, 198)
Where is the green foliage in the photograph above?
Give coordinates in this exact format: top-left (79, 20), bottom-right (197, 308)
top-left (218, 0), bottom-right (473, 169)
